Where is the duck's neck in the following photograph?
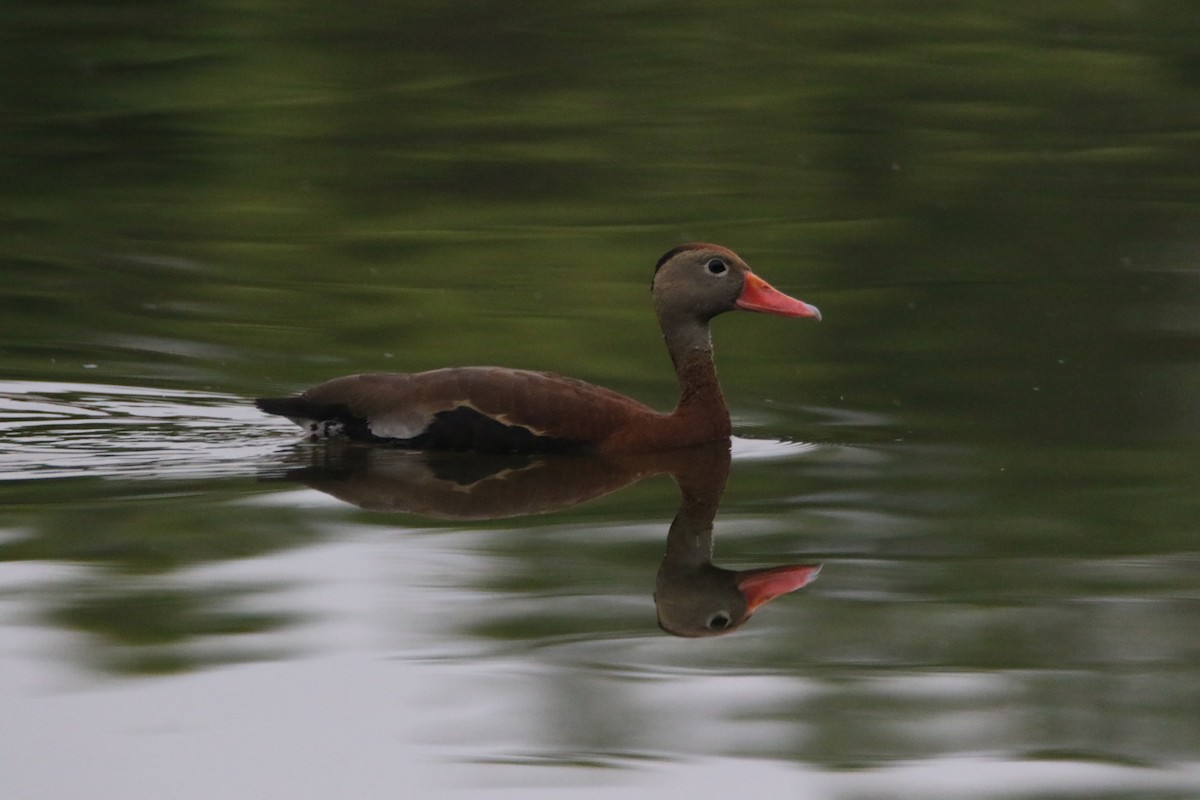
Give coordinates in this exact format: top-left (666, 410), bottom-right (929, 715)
top-left (660, 315), bottom-right (731, 438)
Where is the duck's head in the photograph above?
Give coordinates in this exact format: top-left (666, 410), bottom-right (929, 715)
top-left (651, 243), bottom-right (822, 323)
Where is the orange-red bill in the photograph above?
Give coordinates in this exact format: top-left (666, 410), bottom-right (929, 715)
top-left (735, 271), bottom-right (821, 320)
top-left (735, 563), bottom-right (822, 613)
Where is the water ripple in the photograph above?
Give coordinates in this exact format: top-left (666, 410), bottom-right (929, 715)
top-left (0, 380), bottom-right (288, 481)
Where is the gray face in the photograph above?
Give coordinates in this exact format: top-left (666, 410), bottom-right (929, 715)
top-left (651, 244), bottom-right (750, 324)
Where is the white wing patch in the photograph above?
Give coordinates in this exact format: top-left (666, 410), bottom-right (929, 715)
top-left (368, 409), bottom-right (430, 440)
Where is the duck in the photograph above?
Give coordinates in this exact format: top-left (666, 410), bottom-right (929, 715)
top-left (255, 243), bottom-right (821, 454)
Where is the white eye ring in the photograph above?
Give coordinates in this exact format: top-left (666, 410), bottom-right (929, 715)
top-left (705, 259), bottom-right (728, 276)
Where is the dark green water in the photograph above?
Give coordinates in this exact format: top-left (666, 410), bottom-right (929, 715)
top-left (2, 3), bottom-right (1199, 798)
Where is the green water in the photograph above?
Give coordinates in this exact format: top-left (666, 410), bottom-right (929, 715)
top-left (2, 3), bottom-right (1199, 798)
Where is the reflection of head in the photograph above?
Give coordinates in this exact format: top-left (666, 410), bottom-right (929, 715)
top-left (656, 563), bottom-right (821, 637)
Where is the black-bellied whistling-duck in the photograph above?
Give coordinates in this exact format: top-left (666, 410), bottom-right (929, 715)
top-left (255, 243), bottom-right (820, 454)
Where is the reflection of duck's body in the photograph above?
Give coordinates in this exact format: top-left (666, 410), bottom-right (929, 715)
top-left (274, 441), bottom-right (689, 520)
top-left (255, 244), bottom-right (819, 454)
top-left (269, 441), bottom-right (820, 636)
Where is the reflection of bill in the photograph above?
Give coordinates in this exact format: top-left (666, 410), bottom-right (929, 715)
top-left (263, 440), bottom-right (820, 637)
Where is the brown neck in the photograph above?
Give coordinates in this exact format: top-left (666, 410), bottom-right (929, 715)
top-left (660, 315), bottom-right (731, 439)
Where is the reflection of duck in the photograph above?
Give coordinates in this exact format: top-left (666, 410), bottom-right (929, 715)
top-left (272, 440), bottom-right (673, 520)
top-left (255, 244), bottom-right (819, 454)
top-left (653, 445), bottom-right (820, 637)
top-left (268, 440), bottom-right (819, 636)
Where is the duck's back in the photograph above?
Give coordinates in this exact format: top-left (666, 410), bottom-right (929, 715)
top-left (255, 367), bottom-right (661, 453)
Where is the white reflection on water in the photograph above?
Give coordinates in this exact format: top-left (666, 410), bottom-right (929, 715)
top-left (3, 534), bottom-right (1197, 800)
top-left (0, 380), bottom-right (289, 481)
top-left (730, 435), bottom-right (820, 461)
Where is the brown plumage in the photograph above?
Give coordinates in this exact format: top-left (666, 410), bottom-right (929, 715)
top-left (255, 243), bottom-right (821, 454)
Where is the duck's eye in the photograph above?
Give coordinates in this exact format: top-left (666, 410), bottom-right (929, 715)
top-left (706, 259), bottom-right (728, 276)
top-left (706, 612), bottom-right (732, 631)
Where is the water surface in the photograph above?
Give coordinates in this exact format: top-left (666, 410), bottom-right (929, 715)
top-left (3, 3), bottom-right (1200, 799)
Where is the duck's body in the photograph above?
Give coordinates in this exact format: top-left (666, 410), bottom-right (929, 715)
top-left (256, 243), bottom-right (820, 454)
top-left (257, 367), bottom-right (682, 454)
